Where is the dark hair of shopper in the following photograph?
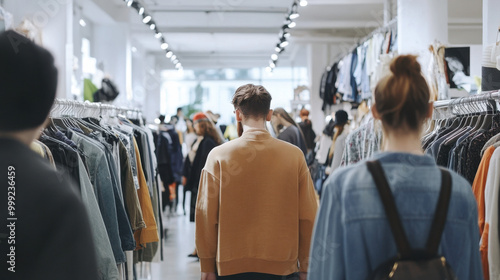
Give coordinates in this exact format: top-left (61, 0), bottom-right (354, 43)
top-left (0, 30), bottom-right (58, 132)
top-left (273, 107), bottom-right (299, 128)
top-left (231, 84), bottom-right (272, 119)
top-left (374, 55), bottom-right (430, 131)
top-left (196, 120), bottom-right (222, 145)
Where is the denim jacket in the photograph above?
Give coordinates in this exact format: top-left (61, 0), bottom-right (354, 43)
top-left (308, 152), bottom-right (483, 280)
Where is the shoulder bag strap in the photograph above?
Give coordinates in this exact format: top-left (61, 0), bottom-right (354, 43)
top-left (425, 168), bottom-right (452, 255)
top-left (366, 160), bottom-right (412, 258)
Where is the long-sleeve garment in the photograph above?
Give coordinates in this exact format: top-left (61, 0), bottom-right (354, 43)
top-left (277, 125), bottom-right (307, 156)
top-left (195, 128), bottom-right (318, 276)
top-left (132, 138), bottom-right (159, 249)
top-left (485, 147), bottom-right (500, 279)
top-left (0, 138), bottom-right (98, 280)
top-left (473, 145), bottom-right (495, 280)
top-left (183, 136), bottom-right (218, 222)
top-left (309, 152), bottom-right (483, 280)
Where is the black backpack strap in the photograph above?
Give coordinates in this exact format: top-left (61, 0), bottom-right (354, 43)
top-left (425, 168), bottom-right (452, 255)
top-left (366, 160), bottom-right (412, 258)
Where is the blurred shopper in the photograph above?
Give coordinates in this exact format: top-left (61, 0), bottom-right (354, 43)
top-left (0, 30), bottom-right (98, 279)
top-left (271, 107), bottom-right (308, 157)
top-left (308, 55), bottom-right (483, 279)
top-left (183, 112), bottom-right (222, 258)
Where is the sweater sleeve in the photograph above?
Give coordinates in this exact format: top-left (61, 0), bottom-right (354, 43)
top-left (195, 169), bottom-right (220, 273)
top-left (298, 161), bottom-right (319, 272)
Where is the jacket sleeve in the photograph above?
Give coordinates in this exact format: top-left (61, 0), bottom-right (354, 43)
top-left (195, 169), bottom-right (220, 273)
top-left (308, 174), bottom-right (345, 280)
top-left (298, 161), bottom-right (319, 272)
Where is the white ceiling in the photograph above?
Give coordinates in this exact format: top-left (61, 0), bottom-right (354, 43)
top-left (92, 0), bottom-right (482, 69)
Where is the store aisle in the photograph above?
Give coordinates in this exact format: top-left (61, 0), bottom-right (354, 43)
top-left (151, 190), bottom-right (201, 280)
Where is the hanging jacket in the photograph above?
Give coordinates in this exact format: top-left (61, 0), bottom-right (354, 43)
top-left (156, 124), bottom-right (183, 184)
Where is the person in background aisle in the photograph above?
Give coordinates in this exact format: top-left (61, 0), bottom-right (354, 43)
top-left (271, 107), bottom-right (308, 157)
top-left (324, 110), bottom-right (350, 175)
top-left (298, 109), bottom-right (317, 162)
top-left (157, 115), bottom-right (183, 215)
top-left (181, 118), bottom-right (197, 215)
top-left (196, 84), bottom-right (318, 280)
top-left (206, 110), bottom-right (225, 143)
top-left (175, 107), bottom-right (187, 134)
top-left (0, 30), bottom-right (98, 280)
top-left (308, 55), bottom-right (483, 280)
top-left (182, 112), bottom-right (222, 258)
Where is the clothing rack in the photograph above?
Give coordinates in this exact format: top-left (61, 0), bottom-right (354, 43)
top-left (51, 99), bottom-right (142, 119)
top-left (331, 17), bottom-right (397, 64)
top-left (433, 90), bottom-right (500, 109)
top-left (432, 90), bottom-right (500, 119)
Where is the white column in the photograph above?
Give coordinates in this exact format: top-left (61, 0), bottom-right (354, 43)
top-left (143, 55), bottom-right (162, 123)
top-left (483, 0), bottom-right (500, 47)
top-left (307, 43), bottom-right (329, 136)
top-left (92, 23), bottom-right (131, 106)
top-left (397, 0), bottom-right (448, 60)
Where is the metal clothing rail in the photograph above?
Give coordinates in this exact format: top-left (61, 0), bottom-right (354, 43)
top-left (433, 90), bottom-right (500, 109)
top-left (51, 99), bottom-right (142, 118)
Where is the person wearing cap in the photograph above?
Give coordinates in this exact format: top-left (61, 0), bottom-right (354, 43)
top-left (182, 112), bottom-right (222, 257)
top-left (298, 109), bottom-right (317, 156)
top-left (196, 84), bottom-right (318, 280)
top-left (0, 30), bottom-right (98, 279)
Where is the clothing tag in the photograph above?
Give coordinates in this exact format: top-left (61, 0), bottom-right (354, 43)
top-left (133, 176), bottom-right (140, 190)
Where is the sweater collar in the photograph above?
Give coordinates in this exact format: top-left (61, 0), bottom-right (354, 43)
top-left (240, 128), bottom-right (272, 141)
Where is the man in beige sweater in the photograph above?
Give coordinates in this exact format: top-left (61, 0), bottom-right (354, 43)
top-left (196, 84), bottom-right (319, 280)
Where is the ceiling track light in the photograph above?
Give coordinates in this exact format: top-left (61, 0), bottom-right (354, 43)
top-left (271, 54), bottom-right (278, 61)
top-left (279, 40), bottom-right (289, 48)
top-left (269, 61), bottom-right (276, 68)
top-left (125, 2), bottom-right (181, 67)
top-left (288, 21), bottom-right (296, 28)
top-left (289, 2), bottom-right (299, 19)
top-left (299, 0), bottom-right (308, 7)
top-left (142, 15), bottom-right (152, 24)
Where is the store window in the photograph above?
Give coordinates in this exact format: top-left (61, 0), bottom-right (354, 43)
top-left (160, 67), bottom-right (308, 126)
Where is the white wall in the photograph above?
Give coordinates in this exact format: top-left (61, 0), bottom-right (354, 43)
top-left (3, 0), bottom-right (73, 99)
top-left (92, 23), bottom-right (131, 106)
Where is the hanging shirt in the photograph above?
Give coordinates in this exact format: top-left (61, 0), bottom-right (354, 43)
top-left (132, 138), bottom-right (159, 250)
top-left (473, 145), bottom-right (496, 280)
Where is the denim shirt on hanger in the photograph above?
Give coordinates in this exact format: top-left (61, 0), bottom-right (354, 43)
top-left (70, 131), bottom-right (127, 264)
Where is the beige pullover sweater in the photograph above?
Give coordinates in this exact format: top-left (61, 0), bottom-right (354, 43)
top-left (195, 128), bottom-right (318, 276)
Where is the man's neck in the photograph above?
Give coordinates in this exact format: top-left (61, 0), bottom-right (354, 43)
top-left (241, 118), bottom-right (267, 132)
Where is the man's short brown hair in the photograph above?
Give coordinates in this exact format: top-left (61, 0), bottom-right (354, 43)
top-left (231, 84), bottom-right (272, 119)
